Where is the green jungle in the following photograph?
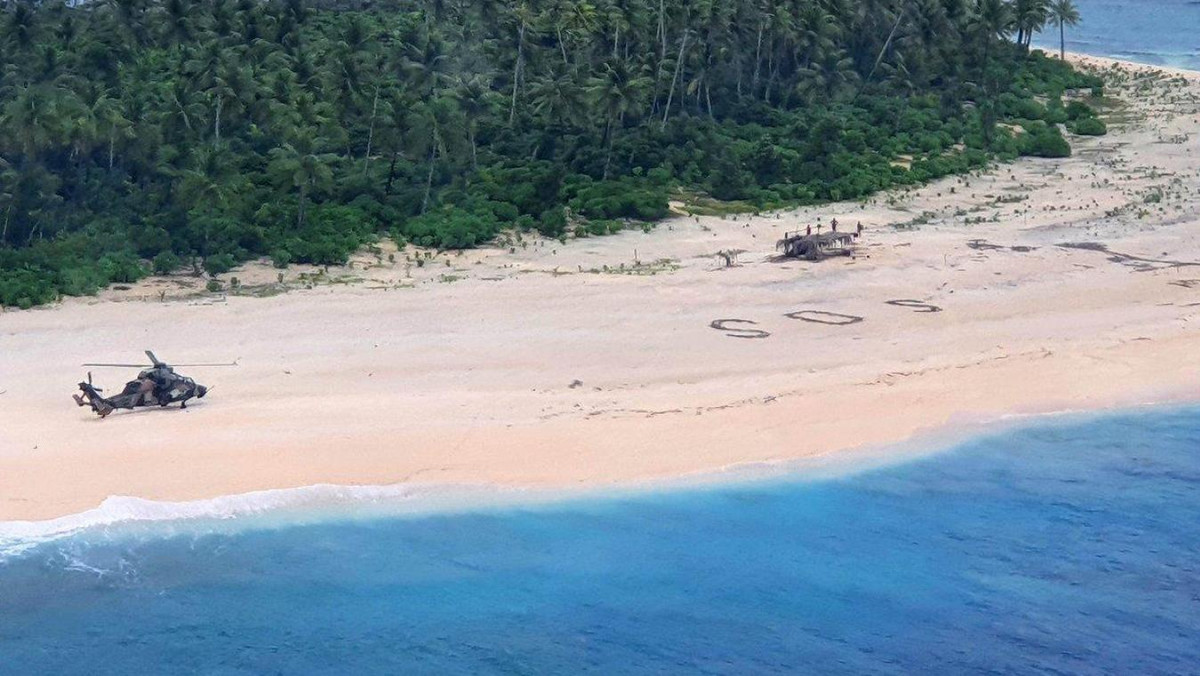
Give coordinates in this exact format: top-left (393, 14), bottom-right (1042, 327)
top-left (0, 0), bottom-right (1101, 308)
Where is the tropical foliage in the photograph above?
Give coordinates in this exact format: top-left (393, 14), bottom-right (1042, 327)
top-left (0, 0), bottom-right (1101, 308)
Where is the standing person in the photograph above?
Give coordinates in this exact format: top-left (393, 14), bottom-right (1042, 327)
top-left (831, 218), bottom-right (838, 232)
top-left (806, 225), bottom-right (812, 236)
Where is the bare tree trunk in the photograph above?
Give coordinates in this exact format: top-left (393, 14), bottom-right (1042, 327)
top-left (1060, 21), bottom-right (1065, 60)
top-left (602, 117), bottom-right (614, 180)
top-left (556, 26), bottom-right (569, 66)
top-left (736, 54), bottom-right (743, 98)
top-left (510, 22), bottom-right (526, 125)
top-left (109, 132), bottom-right (115, 169)
top-left (658, 0), bottom-right (666, 62)
top-left (214, 94), bottom-right (222, 146)
top-left (652, 0), bottom-right (667, 111)
top-left (752, 23), bottom-right (764, 94)
top-left (858, 9), bottom-right (906, 98)
top-left (661, 30), bottom-right (689, 130)
top-left (297, 182), bottom-right (307, 229)
top-left (363, 84), bottom-right (380, 171)
top-left (765, 46), bottom-right (777, 104)
top-left (468, 126), bottom-right (478, 171)
top-left (385, 150), bottom-right (399, 195)
top-left (421, 142), bottom-right (437, 214)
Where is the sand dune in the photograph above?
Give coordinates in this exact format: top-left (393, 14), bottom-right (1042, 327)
top-left (2, 54), bottom-right (1199, 521)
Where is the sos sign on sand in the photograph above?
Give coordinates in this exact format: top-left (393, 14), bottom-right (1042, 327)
top-left (710, 300), bottom-right (941, 339)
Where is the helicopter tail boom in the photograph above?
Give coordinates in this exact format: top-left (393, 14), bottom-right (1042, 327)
top-left (75, 380), bottom-right (116, 418)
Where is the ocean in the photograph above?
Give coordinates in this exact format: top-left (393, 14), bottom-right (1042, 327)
top-left (1033, 0), bottom-right (1200, 70)
top-left (1, 406), bottom-right (1198, 674)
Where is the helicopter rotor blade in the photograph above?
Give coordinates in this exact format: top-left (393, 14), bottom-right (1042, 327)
top-left (83, 357), bottom-right (239, 368)
top-left (145, 350), bottom-right (164, 367)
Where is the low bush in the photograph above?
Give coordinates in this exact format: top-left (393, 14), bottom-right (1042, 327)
top-left (1068, 117), bottom-right (1108, 136)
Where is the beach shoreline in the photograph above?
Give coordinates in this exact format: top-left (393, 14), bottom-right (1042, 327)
top-left (3, 398), bottom-right (1193, 557)
top-left (3, 53), bottom-right (1199, 523)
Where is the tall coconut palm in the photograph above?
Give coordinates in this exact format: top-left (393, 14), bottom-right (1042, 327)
top-left (969, 0), bottom-right (1014, 80)
top-left (267, 131), bottom-right (336, 230)
top-left (587, 58), bottom-right (651, 179)
top-left (1013, 0), bottom-right (1049, 50)
top-left (1048, 0), bottom-right (1080, 60)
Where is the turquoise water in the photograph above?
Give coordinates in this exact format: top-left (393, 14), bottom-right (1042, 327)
top-left (1, 407), bottom-right (1199, 673)
top-left (1033, 0), bottom-right (1200, 70)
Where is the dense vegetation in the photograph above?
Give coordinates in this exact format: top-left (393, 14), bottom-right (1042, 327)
top-left (0, 0), bottom-right (1102, 308)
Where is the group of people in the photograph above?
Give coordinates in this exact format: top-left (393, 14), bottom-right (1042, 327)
top-left (804, 219), bottom-right (865, 237)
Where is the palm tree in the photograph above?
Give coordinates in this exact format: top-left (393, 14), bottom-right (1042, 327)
top-left (84, 88), bottom-right (133, 170)
top-left (1013, 0), bottom-right (1049, 50)
top-left (969, 0), bottom-right (1014, 82)
top-left (587, 58), bottom-right (651, 179)
top-left (452, 74), bottom-right (497, 171)
top-left (1047, 0), bottom-right (1080, 60)
top-left (0, 157), bottom-right (15, 246)
top-left (267, 131), bottom-right (336, 230)
top-left (505, 2), bottom-right (539, 125)
top-left (0, 85), bottom-right (70, 160)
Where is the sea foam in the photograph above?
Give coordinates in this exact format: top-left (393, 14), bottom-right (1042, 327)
top-left (0, 483), bottom-right (497, 561)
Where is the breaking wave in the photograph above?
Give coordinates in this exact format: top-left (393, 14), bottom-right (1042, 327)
top-left (0, 483), bottom-right (550, 562)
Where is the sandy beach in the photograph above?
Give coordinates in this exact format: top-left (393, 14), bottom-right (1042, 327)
top-left (1, 54), bottom-right (1198, 522)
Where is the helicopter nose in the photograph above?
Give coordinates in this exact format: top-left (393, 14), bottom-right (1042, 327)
top-left (197, 386), bottom-right (208, 398)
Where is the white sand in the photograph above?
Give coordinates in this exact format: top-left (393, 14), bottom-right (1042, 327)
top-left (2, 54), bottom-right (1199, 521)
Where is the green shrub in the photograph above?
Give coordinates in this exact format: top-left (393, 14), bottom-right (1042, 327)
top-left (399, 206), bottom-right (500, 249)
top-left (564, 176), bottom-right (670, 221)
top-left (1068, 117), bottom-right (1107, 136)
top-left (99, 252), bottom-right (146, 284)
top-left (203, 253), bottom-right (237, 276)
top-left (270, 249), bottom-right (293, 268)
top-left (1065, 100), bottom-right (1095, 121)
top-left (0, 267), bottom-right (59, 308)
top-left (152, 251), bottom-right (181, 275)
top-left (537, 207), bottom-right (568, 237)
top-left (279, 205), bottom-right (378, 265)
top-left (1021, 125), bottom-right (1072, 158)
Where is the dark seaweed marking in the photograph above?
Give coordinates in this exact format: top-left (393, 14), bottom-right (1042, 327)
top-left (1059, 242), bottom-right (1200, 271)
top-left (710, 319), bottom-right (771, 339)
top-left (968, 239), bottom-right (1037, 253)
top-left (967, 239), bottom-right (1005, 251)
top-left (886, 299), bottom-right (943, 313)
top-left (784, 310), bottom-right (864, 325)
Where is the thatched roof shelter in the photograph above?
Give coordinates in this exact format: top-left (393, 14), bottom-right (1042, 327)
top-left (776, 231), bottom-right (856, 260)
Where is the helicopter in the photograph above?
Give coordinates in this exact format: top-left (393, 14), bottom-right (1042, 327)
top-left (74, 351), bottom-right (235, 418)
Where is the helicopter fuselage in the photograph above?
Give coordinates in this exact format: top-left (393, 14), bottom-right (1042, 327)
top-left (74, 370), bottom-right (208, 418)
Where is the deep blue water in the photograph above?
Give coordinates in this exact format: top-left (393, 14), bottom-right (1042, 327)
top-left (1, 408), bottom-right (1199, 674)
top-left (1033, 0), bottom-right (1200, 70)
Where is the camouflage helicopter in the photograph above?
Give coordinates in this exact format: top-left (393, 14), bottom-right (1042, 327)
top-left (74, 351), bottom-right (234, 418)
